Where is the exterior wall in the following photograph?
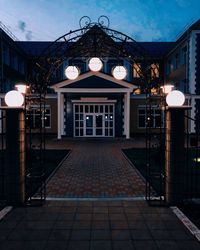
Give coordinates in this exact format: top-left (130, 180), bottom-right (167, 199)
top-left (45, 97), bottom-right (57, 134)
top-left (164, 39), bottom-right (188, 93)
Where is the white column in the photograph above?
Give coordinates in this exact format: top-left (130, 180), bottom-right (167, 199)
top-left (126, 92), bottom-right (130, 139)
top-left (60, 93), bottom-right (64, 136)
top-left (123, 94), bottom-right (127, 135)
top-left (57, 92), bottom-right (61, 139)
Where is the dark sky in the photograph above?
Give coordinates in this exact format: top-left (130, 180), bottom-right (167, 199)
top-left (0, 0), bottom-right (199, 41)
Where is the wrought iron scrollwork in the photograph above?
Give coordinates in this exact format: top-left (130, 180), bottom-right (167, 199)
top-left (79, 16), bottom-right (91, 29)
top-left (98, 15), bottom-right (110, 28)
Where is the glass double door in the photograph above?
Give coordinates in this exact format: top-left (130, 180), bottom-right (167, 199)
top-left (74, 104), bottom-right (114, 137)
top-left (85, 114), bottom-right (104, 136)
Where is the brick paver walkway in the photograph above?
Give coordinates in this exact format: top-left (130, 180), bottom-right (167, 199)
top-left (0, 200), bottom-right (200, 250)
top-left (45, 139), bottom-right (145, 198)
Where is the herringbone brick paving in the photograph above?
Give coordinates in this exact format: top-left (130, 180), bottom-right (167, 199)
top-left (45, 139), bottom-right (145, 198)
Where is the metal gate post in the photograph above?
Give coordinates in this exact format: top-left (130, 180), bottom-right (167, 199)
top-left (5, 108), bottom-right (26, 205)
top-left (165, 106), bottom-right (191, 204)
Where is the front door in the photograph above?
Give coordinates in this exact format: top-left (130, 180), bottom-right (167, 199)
top-left (95, 114), bottom-right (103, 136)
top-left (85, 114), bottom-right (94, 136)
top-left (74, 104), bottom-right (114, 137)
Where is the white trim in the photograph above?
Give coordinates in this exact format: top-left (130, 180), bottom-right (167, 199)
top-left (60, 93), bottom-right (64, 136)
top-left (126, 92), bottom-right (130, 139)
top-left (0, 206), bottom-right (13, 221)
top-left (124, 93), bottom-right (127, 136)
top-left (51, 71), bottom-right (137, 90)
top-left (55, 88), bottom-right (132, 93)
top-left (189, 31), bottom-right (200, 95)
top-left (57, 92), bottom-right (61, 139)
top-left (71, 99), bottom-right (117, 103)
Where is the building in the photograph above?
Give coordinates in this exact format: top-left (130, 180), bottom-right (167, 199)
top-left (0, 19), bottom-right (200, 138)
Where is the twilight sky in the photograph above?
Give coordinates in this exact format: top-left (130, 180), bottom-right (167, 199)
top-left (0, 0), bottom-right (200, 42)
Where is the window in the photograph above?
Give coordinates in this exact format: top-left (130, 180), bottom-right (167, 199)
top-left (151, 63), bottom-right (159, 78)
top-left (181, 46), bottom-right (187, 65)
top-left (133, 63), bottom-right (141, 78)
top-left (174, 53), bottom-right (179, 70)
top-left (3, 45), bottom-right (10, 65)
top-left (26, 107), bottom-right (51, 128)
top-left (138, 107), bottom-right (164, 128)
top-left (18, 59), bottom-right (25, 74)
top-left (10, 52), bottom-right (18, 70)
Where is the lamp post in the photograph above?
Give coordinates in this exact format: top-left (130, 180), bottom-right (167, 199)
top-left (3, 88), bottom-right (26, 205)
top-left (164, 90), bottom-right (191, 204)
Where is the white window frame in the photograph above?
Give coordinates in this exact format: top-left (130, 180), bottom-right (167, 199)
top-left (138, 106), bottom-right (164, 129)
top-left (27, 106), bottom-right (51, 129)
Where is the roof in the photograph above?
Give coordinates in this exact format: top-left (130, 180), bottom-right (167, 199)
top-left (16, 41), bottom-right (174, 58)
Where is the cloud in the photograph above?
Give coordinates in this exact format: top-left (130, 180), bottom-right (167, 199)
top-left (18, 20), bottom-right (26, 32)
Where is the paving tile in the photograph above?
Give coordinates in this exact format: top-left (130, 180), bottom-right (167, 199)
top-left (44, 241), bottom-right (68, 250)
top-left (90, 240), bottom-right (112, 250)
top-left (91, 230), bottom-right (111, 240)
top-left (68, 240), bottom-right (90, 250)
top-left (150, 229), bottom-right (172, 240)
top-left (128, 220), bottom-right (148, 229)
top-left (8, 229), bottom-right (51, 241)
top-left (112, 240), bottom-right (134, 250)
top-left (156, 240), bottom-right (179, 250)
top-left (175, 240), bottom-right (200, 250)
top-left (111, 220), bottom-right (129, 229)
top-left (73, 220), bottom-right (91, 229)
top-left (131, 229), bottom-right (153, 240)
top-left (111, 230), bottom-right (131, 240)
top-left (109, 213), bottom-right (127, 221)
top-left (134, 240), bottom-right (158, 250)
top-left (48, 229), bottom-right (70, 240)
top-left (92, 220), bottom-right (110, 229)
top-left (0, 241), bottom-right (46, 250)
top-left (70, 229), bottom-right (91, 240)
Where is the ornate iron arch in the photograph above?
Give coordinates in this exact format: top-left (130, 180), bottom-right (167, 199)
top-left (30, 16), bottom-right (158, 93)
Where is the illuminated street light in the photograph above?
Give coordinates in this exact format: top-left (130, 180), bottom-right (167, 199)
top-left (5, 90), bottom-right (24, 107)
top-left (88, 57), bottom-right (103, 72)
top-left (65, 66), bottom-right (80, 80)
top-left (112, 66), bottom-right (127, 80)
top-left (166, 90), bottom-right (185, 107)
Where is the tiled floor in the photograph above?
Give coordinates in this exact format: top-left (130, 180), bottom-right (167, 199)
top-left (45, 139), bottom-right (145, 198)
top-left (0, 200), bottom-right (199, 250)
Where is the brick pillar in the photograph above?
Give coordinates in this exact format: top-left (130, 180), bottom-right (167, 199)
top-left (165, 106), bottom-right (191, 204)
top-left (5, 108), bottom-right (26, 205)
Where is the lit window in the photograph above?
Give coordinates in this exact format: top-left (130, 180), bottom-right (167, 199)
top-left (133, 63), bottom-right (141, 78)
top-left (151, 63), bottom-right (159, 78)
top-left (138, 107), bottom-right (164, 128)
top-left (26, 107), bottom-right (51, 129)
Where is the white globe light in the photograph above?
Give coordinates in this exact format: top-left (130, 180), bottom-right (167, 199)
top-left (112, 66), bottom-right (127, 80)
top-left (5, 90), bottom-right (24, 107)
top-left (88, 57), bottom-right (103, 72)
top-left (65, 66), bottom-right (79, 80)
top-left (166, 90), bottom-right (185, 107)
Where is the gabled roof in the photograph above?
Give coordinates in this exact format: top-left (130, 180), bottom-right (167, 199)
top-left (51, 71), bottom-right (137, 91)
top-left (16, 40), bottom-right (174, 58)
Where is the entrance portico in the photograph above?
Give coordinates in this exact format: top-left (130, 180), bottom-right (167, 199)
top-left (51, 71), bottom-right (136, 139)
